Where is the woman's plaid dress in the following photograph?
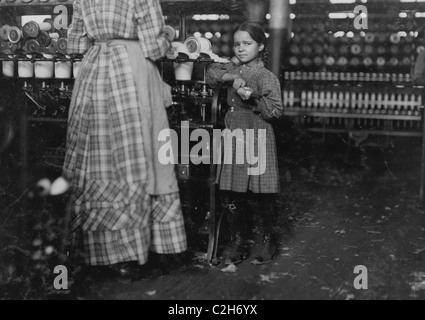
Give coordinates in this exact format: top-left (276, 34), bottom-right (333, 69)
top-left (207, 60), bottom-right (283, 194)
top-left (63, 0), bottom-right (187, 266)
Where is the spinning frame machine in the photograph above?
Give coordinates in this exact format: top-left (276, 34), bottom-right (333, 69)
top-left (3, 0), bottom-right (425, 263)
top-left (282, 0), bottom-right (425, 201)
top-left (0, 0), bottom-right (241, 264)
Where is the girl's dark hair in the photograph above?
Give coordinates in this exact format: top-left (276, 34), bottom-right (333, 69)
top-left (235, 22), bottom-right (269, 67)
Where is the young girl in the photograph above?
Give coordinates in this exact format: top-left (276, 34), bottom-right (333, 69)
top-left (207, 22), bottom-right (283, 265)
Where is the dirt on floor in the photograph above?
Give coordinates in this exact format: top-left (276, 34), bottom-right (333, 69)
top-left (72, 132), bottom-right (425, 300)
top-left (1, 125), bottom-right (425, 300)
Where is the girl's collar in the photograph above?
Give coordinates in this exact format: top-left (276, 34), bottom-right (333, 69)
top-left (238, 59), bottom-right (264, 69)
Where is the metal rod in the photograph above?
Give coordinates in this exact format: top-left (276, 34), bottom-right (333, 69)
top-left (269, 0), bottom-right (290, 77)
top-left (20, 98), bottom-right (29, 198)
top-left (420, 104), bottom-right (425, 201)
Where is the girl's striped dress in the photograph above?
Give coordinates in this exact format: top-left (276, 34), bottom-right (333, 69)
top-left (207, 60), bottom-right (283, 194)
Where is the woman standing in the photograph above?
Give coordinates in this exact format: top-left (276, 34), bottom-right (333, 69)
top-left (63, 0), bottom-right (187, 272)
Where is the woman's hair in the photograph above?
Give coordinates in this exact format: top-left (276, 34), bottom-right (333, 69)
top-left (235, 22), bottom-right (269, 67)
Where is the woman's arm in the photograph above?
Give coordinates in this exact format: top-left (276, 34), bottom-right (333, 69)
top-left (67, 0), bottom-right (92, 55)
top-left (134, 0), bottom-right (170, 61)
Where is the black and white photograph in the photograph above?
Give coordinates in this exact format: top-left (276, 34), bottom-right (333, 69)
top-left (0, 0), bottom-right (425, 303)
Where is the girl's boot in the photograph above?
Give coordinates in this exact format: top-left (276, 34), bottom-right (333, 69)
top-left (250, 195), bottom-right (279, 265)
top-left (221, 194), bottom-right (250, 265)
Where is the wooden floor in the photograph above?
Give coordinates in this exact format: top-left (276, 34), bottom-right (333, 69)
top-left (82, 152), bottom-right (425, 300)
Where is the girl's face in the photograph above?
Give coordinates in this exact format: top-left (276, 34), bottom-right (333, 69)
top-left (233, 30), bottom-right (264, 64)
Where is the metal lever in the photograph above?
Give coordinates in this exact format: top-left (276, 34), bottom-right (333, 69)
top-left (24, 91), bottom-right (46, 112)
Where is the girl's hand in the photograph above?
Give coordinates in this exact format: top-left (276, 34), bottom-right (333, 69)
top-left (233, 76), bottom-right (247, 91)
top-left (237, 87), bottom-right (254, 101)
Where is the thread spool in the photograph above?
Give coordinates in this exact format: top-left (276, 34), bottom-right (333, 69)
top-left (351, 44), bottom-right (362, 55)
top-left (353, 34), bottom-right (362, 43)
top-left (390, 45), bottom-right (399, 55)
top-left (2, 56), bottom-right (15, 77)
top-left (18, 55), bottom-right (34, 78)
top-left (0, 25), bottom-right (11, 41)
top-left (377, 33), bottom-right (388, 43)
top-left (7, 26), bottom-right (22, 44)
top-left (0, 40), bottom-right (7, 52)
top-left (326, 45), bottom-right (336, 55)
top-left (35, 53), bottom-right (54, 79)
top-left (314, 56), bottom-right (324, 67)
top-left (302, 44), bottom-right (312, 55)
top-left (184, 37), bottom-right (211, 54)
top-left (163, 25), bottom-right (177, 42)
top-left (339, 45), bottom-right (349, 55)
top-left (402, 57), bottom-right (411, 67)
top-left (325, 56), bottom-right (335, 67)
top-left (6, 41), bottom-right (18, 53)
top-left (46, 39), bottom-right (58, 54)
top-left (316, 34), bottom-right (326, 44)
top-left (22, 21), bottom-right (40, 39)
top-left (289, 56), bottom-right (299, 67)
top-left (55, 56), bottom-right (72, 79)
top-left (337, 57), bottom-right (348, 67)
top-left (403, 46), bottom-right (413, 54)
top-left (350, 57), bottom-right (361, 68)
top-left (301, 57), bottom-right (312, 68)
top-left (365, 33), bottom-right (375, 43)
top-left (73, 60), bottom-right (82, 78)
top-left (290, 44), bottom-right (300, 55)
top-left (199, 38), bottom-right (212, 53)
top-left (173, 61), bottom-right (194, 81)
top-left (56, 38), bottom-right (68, 55)
top-left (364, 45), bottom-right (374, 55)
top-left (390, 33), bottom-right (400, 44)
top-left (292, 34), bottom-right (301, 44)
top-left (24, 39), bottom-right (40, 53)
top-left (184, 37), bottom-right (200, 54)
top-left (377, 46), bottom-right (386, 55)
top-left (363, 57), bottom-right (373, 68)
top-left (37, 31), bottom-right (51, 47)
top-left (376, 57), bottom-right (386, 68)
top-left (390, 57), bottom-right (399, 67)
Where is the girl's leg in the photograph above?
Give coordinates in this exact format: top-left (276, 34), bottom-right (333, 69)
top-left (220, 191), bottom-right (251, 265)
top-left (251, 193), bottom-right (279, 265)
